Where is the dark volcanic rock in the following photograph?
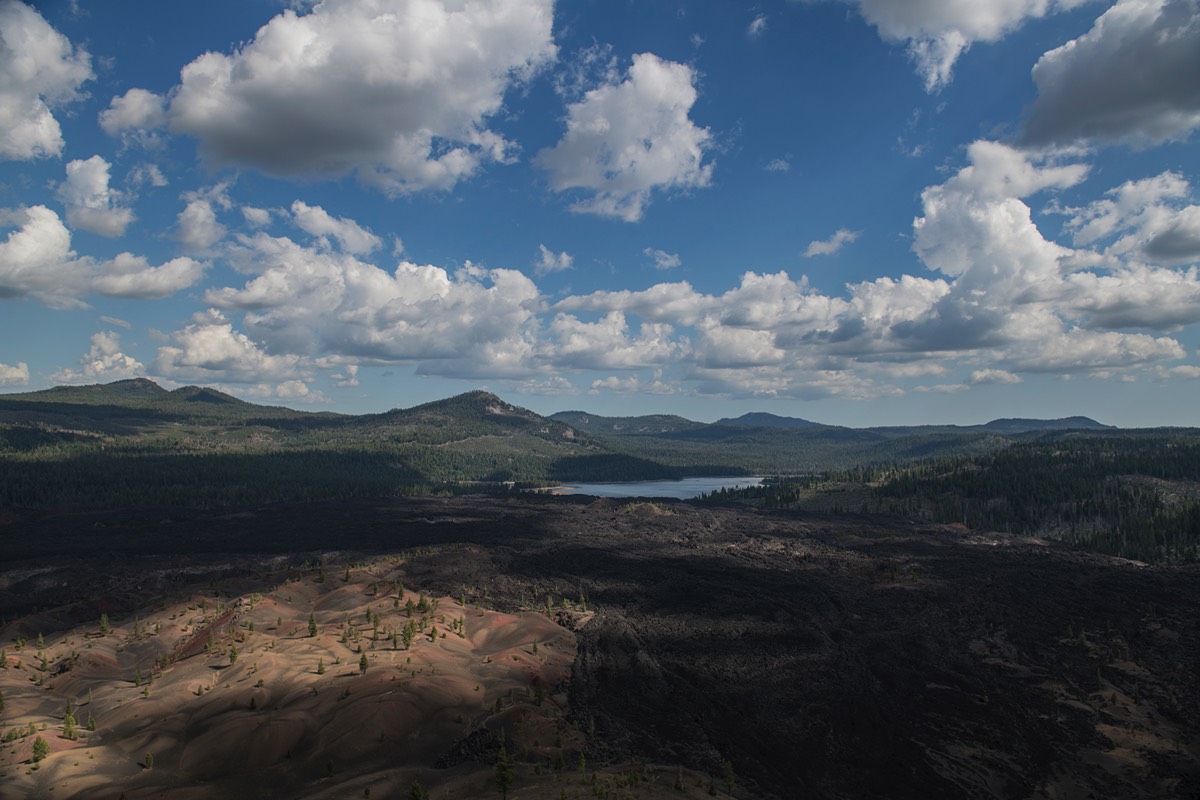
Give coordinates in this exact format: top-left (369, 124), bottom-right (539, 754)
top-left (2, 496), bottom-right (1197, 799)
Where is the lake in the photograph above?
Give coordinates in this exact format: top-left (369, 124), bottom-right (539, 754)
top-left (553, 476), bottom-right (765, 500)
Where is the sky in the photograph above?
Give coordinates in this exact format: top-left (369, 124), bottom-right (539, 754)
top-left (1, 0), bottom-right (1199, 428)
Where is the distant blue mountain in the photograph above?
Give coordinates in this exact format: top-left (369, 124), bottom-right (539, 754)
top-left (978, 416), bottom-right (1114, 434)
top-left (713, 412), bottom-right (824, 429)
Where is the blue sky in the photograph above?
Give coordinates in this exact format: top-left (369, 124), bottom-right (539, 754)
top-left (1, 0), bottom-right (1199, 427)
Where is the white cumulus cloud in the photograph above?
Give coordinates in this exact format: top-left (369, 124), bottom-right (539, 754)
top-left (206, 232), bottom-right (543, 378)
top-left (51, 330), bottom-right (145, 383)
top-left (537, 52), bottom-right (714, 222)
top-left (98, 88), bottom-right (167, 147)
top-left (0, 360), bottom-right (29, 386)
top-left (1025, 0), bottom-right (1200, 147)
top-left (0, 0), bottom-right (92, 160)
top-left (58, 155), bottom-right (135, 237)
top-left (535, 244), bottom-right (573, 276)
top-left (90, 252), bottom-right (206, 300)
top-left (1058, 171), bottom-right (1200, 265)
top-left (644, 247), bottom-right (682, 270)
top-left (1064, 265), bottom-right (1200, 330)
top-left (291, 200), bottom-right (381, 255)
top-left (1145, 207), bottom-right (1200, 263)
top-left (175, 184), bottom-right (232, 253)
top-left (969, 368), bottom-right (1023, 384)
top-left (546, 311), bottom-right (684, 370)
top-left (0, 205), bottom-right (204, 306)
top-left (242, 206), bottom-right (273, 228)
top-left (843, 0), bottom-right (1090, 91)
top-left (554, 281), bottom-right (709, 326)
top-left (239, 379), bottom-right (329, 404)
top-left (804, 228), bottom-right (860, 257)
top-left (154, 309), bottom-right (307, 385)
top-left (129, 163), bottom-right (168, 188)
top-left (164, 0), bottom-right (555, 195)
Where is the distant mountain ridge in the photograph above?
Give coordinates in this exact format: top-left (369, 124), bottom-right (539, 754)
top-left (4, 381), bottom-right (1118, 438)
top-left (554, 408), bottom-right (1113, 436)
top-left (0, 378), bottom-right (1165, 510)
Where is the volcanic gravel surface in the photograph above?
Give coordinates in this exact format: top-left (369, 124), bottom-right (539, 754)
top-left (2, 495), bottom-right (1198, 799)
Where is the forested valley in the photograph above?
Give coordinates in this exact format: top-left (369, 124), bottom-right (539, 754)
top-left (3, 379), bottom-right (1199, 566)
top-left (703, 433), bottom-right (1200, 564)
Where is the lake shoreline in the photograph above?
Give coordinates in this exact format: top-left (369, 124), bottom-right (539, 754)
top-left (546, 476), bottom-right (766, 500)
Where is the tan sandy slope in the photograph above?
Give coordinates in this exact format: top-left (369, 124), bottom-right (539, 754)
top-left (0, 556), bottom-right (721, 799)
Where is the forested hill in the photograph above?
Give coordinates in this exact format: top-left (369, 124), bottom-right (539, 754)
top-left (978, 416), bottom-right (1113, 433)
top-left (0, 381), bottom-right (686, 509)
top-left (713, 411), bottom-right (823, 428)
top-left (549, 410), bottom-right (705, 436)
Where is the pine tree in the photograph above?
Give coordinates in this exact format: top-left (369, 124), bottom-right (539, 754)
top-left (86, 711), bottom-right (96, 732)
top-left (402, 619), bottom-right (417, 649)
top-left (62, 712), bottom-right (77, 741)
top-left (495, 739), bottom-right (514, 800)
top-left (317, 658), bottom-right (326, 675)
top-left (308, 612), bottom-right (318, 638)
top-left (144, 752), bottom-right (154, 769)
top-left (31, 735), bottom-right (50, 762)
top-left (359, 653), bottom-right (369, 675)
top-left (100, 613), bottom-right (111, 635)
top-left (408, 778), bottom-right (429, 800)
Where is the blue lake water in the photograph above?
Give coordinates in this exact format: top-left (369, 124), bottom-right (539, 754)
top-left (554, 476), bottom-right (764, 500)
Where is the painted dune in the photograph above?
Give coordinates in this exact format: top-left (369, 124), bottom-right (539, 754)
top-left (0, 556), bottom-right (708, 799)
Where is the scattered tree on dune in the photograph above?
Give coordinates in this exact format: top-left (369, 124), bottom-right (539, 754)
top-left (496, 735), bottom-right (514, 799)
